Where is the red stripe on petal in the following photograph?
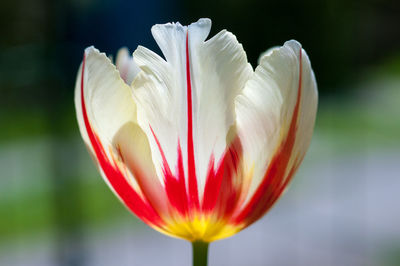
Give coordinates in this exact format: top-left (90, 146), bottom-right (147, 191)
top-left (150, 127), bottom-right (189, 216)
top-left (202, 137), bottom-right (243, 217)
top-left (214, 137), bottom-right (243, 218)
top-left (201, 154), bottom-right (218, 212)
top-left (233, 48), bottom-right (304, 226)
top-left (80, 53), bottom-right (162, 226)
top-left (176, 141), bottom-right (189, 214)
top-left (186, 31), bottom-right (200, 211)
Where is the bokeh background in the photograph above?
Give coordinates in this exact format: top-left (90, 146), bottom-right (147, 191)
top-left (1, 0), bottom-right (400, 265)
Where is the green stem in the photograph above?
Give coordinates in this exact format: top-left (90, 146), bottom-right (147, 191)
top-left (192, 241), bottom-right (209, 266)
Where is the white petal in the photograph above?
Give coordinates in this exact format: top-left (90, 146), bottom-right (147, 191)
top-left (285, 41), bottom-right (318, 176)
top-left (235, 40), bottom-right (318, 204)
top-left (74, 47), bottom-right (139, 191)
top-left (74, 46), bottom-right (137, 188)
top-left (257, 46), bottom-right (279, 65)
top-left (131, 45), bottom-right (179, 184)
top-left (131, 18), bottom-right (252, 199)
top-left (75, 46), bottom-right (168, 216)
top-left (74, 63), bottom-right (92, 152)
top-left (77, 46), bottom-right (137, 146)
top-left (112, 122), bottom-right (169, 216)
top-left (192, 29), bottom-right (252, 196)
top-left (116, 47), bottom-right (141, 85)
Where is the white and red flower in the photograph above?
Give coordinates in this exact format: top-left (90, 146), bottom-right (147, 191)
top-left (75, 18), bottom-right (318, 242)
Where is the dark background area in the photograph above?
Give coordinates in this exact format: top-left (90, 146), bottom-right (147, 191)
top-left (1, 0), bottom-right (399, 132)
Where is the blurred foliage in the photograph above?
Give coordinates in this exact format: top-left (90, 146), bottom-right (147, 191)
top-left (0, 137), bottom-right (139, 243)
top-left (381, 245), bottom-right (400, 266)
top-left (0, 174), bottom-right (134, 241)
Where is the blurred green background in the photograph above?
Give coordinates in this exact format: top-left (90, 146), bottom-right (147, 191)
top-left (1, 0), bottom-right (399, 265)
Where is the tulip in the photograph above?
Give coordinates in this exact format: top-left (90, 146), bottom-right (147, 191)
top-left (75, 18), bottom-right (317, 266)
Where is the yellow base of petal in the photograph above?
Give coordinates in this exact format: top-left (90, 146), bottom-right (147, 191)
top-left (159, 214), bottom-right (243, 242)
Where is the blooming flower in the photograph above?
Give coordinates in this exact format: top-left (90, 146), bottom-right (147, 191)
top-left (75, 18), bottom-right (317, 243)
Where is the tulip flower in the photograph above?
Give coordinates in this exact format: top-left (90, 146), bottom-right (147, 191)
top-left (75, 18), bottom-right (317, 266)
